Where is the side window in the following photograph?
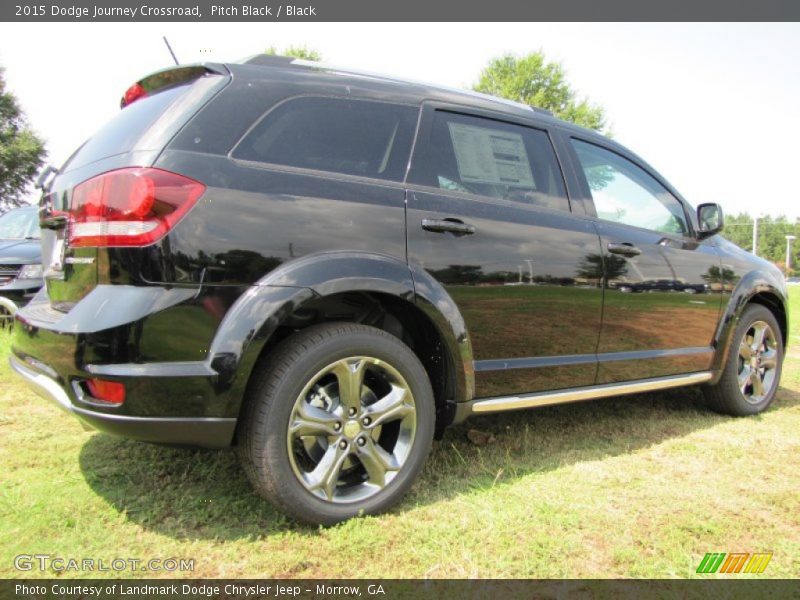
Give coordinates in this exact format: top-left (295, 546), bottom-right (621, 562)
top-left (571, 139), bottom-right (688, 235)
top-left (232, 97), bottom-right (418, 181)
top-left (409, 111), bottom-right (569, 211)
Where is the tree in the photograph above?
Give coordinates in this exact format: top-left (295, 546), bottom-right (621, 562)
top-left (473, 52), bottom-right (607, 133)
top-left (0, 67), bottom-right (46, 211)
top-left (719, 212), bottom-right (754, 251)
top-left (576, 253), bottom-right (627, 284)
top-left (264, 45), bottom-right (322, 61)
top-left (702, 265), bottom-right (738, 286)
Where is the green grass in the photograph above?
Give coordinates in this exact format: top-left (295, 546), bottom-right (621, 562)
top-left (1, 291), bottom-right (799, 579)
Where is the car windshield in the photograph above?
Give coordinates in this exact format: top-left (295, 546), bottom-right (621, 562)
top-left (0, 207), bottom-right (40, 239)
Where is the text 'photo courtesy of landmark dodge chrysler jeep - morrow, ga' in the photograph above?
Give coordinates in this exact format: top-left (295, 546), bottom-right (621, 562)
top-left (10, 56), bottom-right (787, 524)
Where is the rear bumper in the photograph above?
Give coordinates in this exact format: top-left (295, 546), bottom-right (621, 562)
top-left (10, 283), bottom-right (245, 448)
top-left (9, 353), bottom-right (236, 448)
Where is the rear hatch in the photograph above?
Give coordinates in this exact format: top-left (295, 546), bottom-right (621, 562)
top-left (39, 64), bottom-right (229, 311)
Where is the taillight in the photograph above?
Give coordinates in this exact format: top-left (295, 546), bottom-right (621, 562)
top-left (69, 168), bottom-right (205, 247)
top-left (86, 378), bottom-right (126, 405)
top-left (121, 82), bottom-right (147, 108)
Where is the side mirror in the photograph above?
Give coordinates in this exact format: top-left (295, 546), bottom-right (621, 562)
top-left (697, 203), bottom-right (724, 239)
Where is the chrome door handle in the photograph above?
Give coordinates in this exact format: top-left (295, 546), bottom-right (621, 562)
top-left (607, 242), bottom-right (641, 257)
top-left (421, 218), bottom-right (476, 236)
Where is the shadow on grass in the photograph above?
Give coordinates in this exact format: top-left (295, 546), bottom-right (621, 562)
top-left (78, 385), bottom-right (800, 541)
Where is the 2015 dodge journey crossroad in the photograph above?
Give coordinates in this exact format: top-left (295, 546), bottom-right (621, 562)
top-left (10, 55), bottom-right (787, 524)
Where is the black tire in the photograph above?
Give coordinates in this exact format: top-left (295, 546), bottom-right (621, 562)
top-left (238, 322), bottom-right (435, 525)
top-left (703, 304), bottom-right (783, 416)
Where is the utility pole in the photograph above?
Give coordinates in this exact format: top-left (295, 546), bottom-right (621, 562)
top-left (524, 259), bottom-right (534, 284)
top-left (786, 235), bottom-right (796, 272)
top-left (752, 216), bottom-right (759, 255)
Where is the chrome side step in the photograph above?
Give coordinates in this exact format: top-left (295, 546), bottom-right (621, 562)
top-left (468, 371), bottom-right (714, 415)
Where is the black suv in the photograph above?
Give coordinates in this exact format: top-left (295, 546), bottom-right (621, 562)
top-left (10, 56), bottom-right (787, 524)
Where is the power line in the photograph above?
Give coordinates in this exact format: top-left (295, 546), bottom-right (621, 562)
top-left (724, 223), bottom-right (799, 228)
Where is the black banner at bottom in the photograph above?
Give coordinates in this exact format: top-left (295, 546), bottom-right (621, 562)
top-left (4, 579), bottom-right (799, 600)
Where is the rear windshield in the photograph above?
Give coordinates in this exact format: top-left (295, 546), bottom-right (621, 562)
top-left (61, 74), bottom-right (224, 173)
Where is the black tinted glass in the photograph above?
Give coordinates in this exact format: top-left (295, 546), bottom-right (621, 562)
top-left (63, 84), bottom-right (190, 172)
top-left (409, 111), bottom-right (569, 211)
top-left (233, 97), bottom-right (419, 182)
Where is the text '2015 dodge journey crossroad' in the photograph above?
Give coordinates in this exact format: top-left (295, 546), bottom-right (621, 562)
top-left (10, 56), bottom-right (787, 524)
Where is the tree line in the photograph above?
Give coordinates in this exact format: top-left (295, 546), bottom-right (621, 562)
top-left (720, 213), bottom-right (800, 275)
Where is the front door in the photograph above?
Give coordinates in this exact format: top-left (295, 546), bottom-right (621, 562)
top-left (405, 107), bottom-right (604, 398)
top-left (567, 137), bottom-right (722, 383)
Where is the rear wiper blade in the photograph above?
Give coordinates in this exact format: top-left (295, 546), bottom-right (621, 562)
top-left (36, 165), bottom-right (59, 190)
top-left (40, 214), bottom-right (68, 230)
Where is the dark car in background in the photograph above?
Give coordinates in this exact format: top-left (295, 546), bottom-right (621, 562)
top-left (615, 279), bottom-right (709, 294)
top-left (9, 57), bottom-right (787, 524)
top-left (0, 205), bottom-right (43, 325)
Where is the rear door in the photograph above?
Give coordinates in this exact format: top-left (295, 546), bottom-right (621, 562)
top-left (405, 105), bottom-right (604, 398)
top-left (564, 135), bottom-right (722, 383)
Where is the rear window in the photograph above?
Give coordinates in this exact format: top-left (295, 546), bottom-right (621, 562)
top-left (62, 74), bottom-right (224, 173)
top-left (232, 97), bottom-right (419, 182)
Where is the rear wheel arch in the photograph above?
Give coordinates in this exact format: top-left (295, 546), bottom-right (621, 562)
top-left (238, 290), bottom-right (460, 439)
top-left (209, 253), bottom-right (474, 439)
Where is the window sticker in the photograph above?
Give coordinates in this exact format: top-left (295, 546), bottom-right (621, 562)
top-left (447, 122), bottom-right (536, 188)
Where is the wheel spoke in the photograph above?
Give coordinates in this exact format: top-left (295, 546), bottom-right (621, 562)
top-left (739, 342), bottom-right (753, 361)
top-left (751, 371), bottom-right (765, 397)
top-left (331, 358), bottom-right (367, 411)
top-left (738, 365), bottom-right (752, 394)
top-left (290, 402), bottom-right (341, 437)
top-left (760, 349), bottom-right (778, 370)
top-left (357, 438), bottom-right (399, 487)
top-left (306, 442), bottom-right (349, 500)
top-left (751, 323), bottom-right (767, 352)
top-left (364, 384), bottom-right (414, 428)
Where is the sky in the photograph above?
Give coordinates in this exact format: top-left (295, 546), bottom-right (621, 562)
top-left (0, 22), bottom-right (798, 218)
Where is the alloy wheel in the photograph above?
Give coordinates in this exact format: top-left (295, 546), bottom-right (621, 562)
top-left (286, 356), bottom-right (417, 503)
top-left (737, 320), bottom-right (779, 405)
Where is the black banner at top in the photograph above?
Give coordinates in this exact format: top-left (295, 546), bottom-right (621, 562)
top-left (2, 0), bottom-right (800, 22)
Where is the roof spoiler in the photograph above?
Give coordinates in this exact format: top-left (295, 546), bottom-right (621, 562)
top-left (120, 63), bottom-right (229, 108)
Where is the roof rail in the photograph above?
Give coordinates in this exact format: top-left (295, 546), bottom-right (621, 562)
top-left (238, 55), bottom-right (555, 118)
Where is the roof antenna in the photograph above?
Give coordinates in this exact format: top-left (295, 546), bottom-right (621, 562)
top-left (163, 36), bottom-right (179, 65)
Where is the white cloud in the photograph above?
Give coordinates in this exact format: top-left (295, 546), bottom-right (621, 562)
top-left (0, 22), bottom-right (798, 217)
